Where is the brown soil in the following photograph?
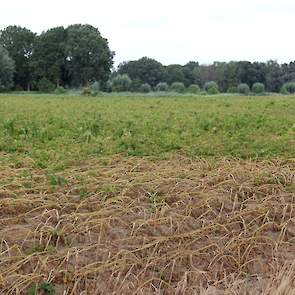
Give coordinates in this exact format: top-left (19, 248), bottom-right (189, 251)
top-left (0, 156), bottom-right (295, 294)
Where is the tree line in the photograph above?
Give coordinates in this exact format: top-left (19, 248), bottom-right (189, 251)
top-left (1, 24), bottom-right (295, 94)
top-left (0, 25), bottom-right (113, 91)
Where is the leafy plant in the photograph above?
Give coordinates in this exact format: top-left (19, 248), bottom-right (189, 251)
top-left (139, 83), bottom-right (152, 93)
top-left (155, 82), bottom-right (168, 92)
top-left (252, 82), bottom-right (265, 94)
top-left (187, 84), bottom-right (200, 94)
top-left (238, 83), bottom-right (250, 95)
top-left (204, 81), bottom-right (219, 94)
top-left (27, 282), bottom-right (56, 295)
top-left (170, 82), bottom-right (185, 93)
top-left (37, 77), bottom-right (55, 93)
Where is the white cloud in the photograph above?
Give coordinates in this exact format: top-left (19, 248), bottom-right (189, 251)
top-left (1, 0), bottom-right (295, 66)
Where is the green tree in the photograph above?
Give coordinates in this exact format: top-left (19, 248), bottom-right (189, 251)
top-left (155, 82), bottom-right (168, 92)
top-left (118, 57), bottom-right (166, 87)
top-left (237, 83), bottom-right (250, 95)
top-left (0, 26), bottom-right (35, 90)
top-left (170, 82), bottom-right (185, 93)
top-left (204, 81), bottom-right (219, 94)
top-left (165, 64), bottom-right (186, 85)
top-left (111, 74), bottom-right (131, 92)
top-left (139, 83), bottom-right (152, 93)
top-left (0, 47), bottom-right (15, 91)
top-left (281, 82), bottom-right (295, 94)
top-left (66, 24), bottom-right (114, 87)
top-left (187, 84), bottom-right (200, 94)
top-left (32, 27), bottom-right (67, 87)
top-left (252, 82), bottom-right (265, 94)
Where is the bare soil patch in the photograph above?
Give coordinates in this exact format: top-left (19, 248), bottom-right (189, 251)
top-left (1, 156), bottom-right (295, 294)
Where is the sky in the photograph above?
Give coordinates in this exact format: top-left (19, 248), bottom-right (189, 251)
top-left (1, 0), bottom-right (295, 67)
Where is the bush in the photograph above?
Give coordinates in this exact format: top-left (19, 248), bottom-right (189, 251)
top-left (204, 81), bottom-right (219, 94)
top-left (139, 83), bottom-right (152, 93)
top-left (91, 81), bottom-right (100, 92)
top-left (155, 82), bottom-right (168, 92)
top-left (81, 87), bottom-right (94, 96)
top-left (252, 82), bottom-right (265, 94)
top-left (111, 74), bottom-right (132, 92)
top-left (280, 82), bottom-right (295, 94)
top-left (54, 86), bottom-right (67, 94)
top-left (237, 83), bottom-right (250, 95)
top-left (130, 78), bottom-right (142, 92)
top-left (170, 82), bottom-right (185, 93)
top-left (37, 77), bottom-right (55, 93)
top-left (187, 84), bottom-right (200, 94)
top-left (227, 86), bottom-right (238, 93)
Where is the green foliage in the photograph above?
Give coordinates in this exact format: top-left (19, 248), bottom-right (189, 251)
top-left (237, 83), bottom-right (250, 95)
top-left (187, 84), bottom-right (200, 94)
top-left (54, 86), bottom-right (67, 94)
top-left (1, 94), bottom-right (295, 164)
top-left (81, 87), bottom-right (96, 96)
top-left (170, 82), bottom-right (185, 93)
top-left (281, 82), bottom-right (295, 94)
top-left (118, 57), bottom-right (166, 87)
top-left (0, 26), bottom-right (35, 90)
top-left (37, 77), bottom-right (55, 93)
top-left (27, 282), bottom-right (56, 295)
top-left (0, 47), bottom-right (15, 91)
top-left (166, 64), bottom-right (186, 85)
top-left (66, 24), bottom-right (114, 87)
top-left (139, 83), bottom-right (152, 93)
top-left (32, 27), bottom-right (67, 88)
top-left (204, 81), bottom-right (219, 94)
top-left (91, 81), bottom-right (100, 92)
top-left (227, 86), bottom-right (238, 93)
top-left (111, 74), bottom-right (132, 92)
top-left (130, 78), bottom-right (142, 92)
top-left (252, 82), bottom-right (265, 94)
top-left (155, 82), bottom-right (168, 92)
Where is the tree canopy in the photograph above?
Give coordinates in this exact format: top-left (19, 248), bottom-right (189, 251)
top-left (0, 46), bottom-right (15, 91)
top-left (0, 26), bottom-right (35, 90)
top-left (0, 24), bottom-right (114, 90)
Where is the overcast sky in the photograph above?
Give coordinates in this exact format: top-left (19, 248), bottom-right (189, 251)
top-left (1, 0), bottom-right (295, 67)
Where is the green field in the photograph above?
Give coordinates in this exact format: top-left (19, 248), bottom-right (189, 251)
top-left (0, 94), bottom-right (294, 170)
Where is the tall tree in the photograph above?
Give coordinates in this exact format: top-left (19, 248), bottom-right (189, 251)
top-left (0, 26), bottom-right (35, 90)
top-left (118, 57), bottom-right (166, 87)
top-left (0, 47), bottom-right (15, 91)
top-left (65, 24), bottom-right (114, 87)
top-left (32, 27), bottom-right (67, 87)
top-left (165, 64), bottom-right (186, 85)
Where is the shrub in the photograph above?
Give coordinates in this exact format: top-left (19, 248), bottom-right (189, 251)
top-left (130, 78), bottom-right (142, 92)
top-left (111, 74), bottom-right (132, 92)
top-left (139, 83), bottom-right (152, 93)
top-left (155, 82), bottom-right (168, 92)
top-left (204, 81), bottom-right (219, 94)
top-left (81, 87), bottom-right (94, 96)
top-left (91, 81), bottom-right (100, 92)
top-left (252, 82), bottom-right (265, 94)
top-left (170, 82), bottom-right (185, 93)
top-left (280, 82), bottom-right (295, 94)
top-left (105, 80), bottom-right (112, 93)
top-left (37, 78), bottom-right (55, 93)
top-left (227, 86), bottom-right (238, 93)
top-left (54, 86), bottom-right (67, 94)
top-left (187, 84), bottom-right (200, 94)
top-left (237, 83), bottom-right (250, 95)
